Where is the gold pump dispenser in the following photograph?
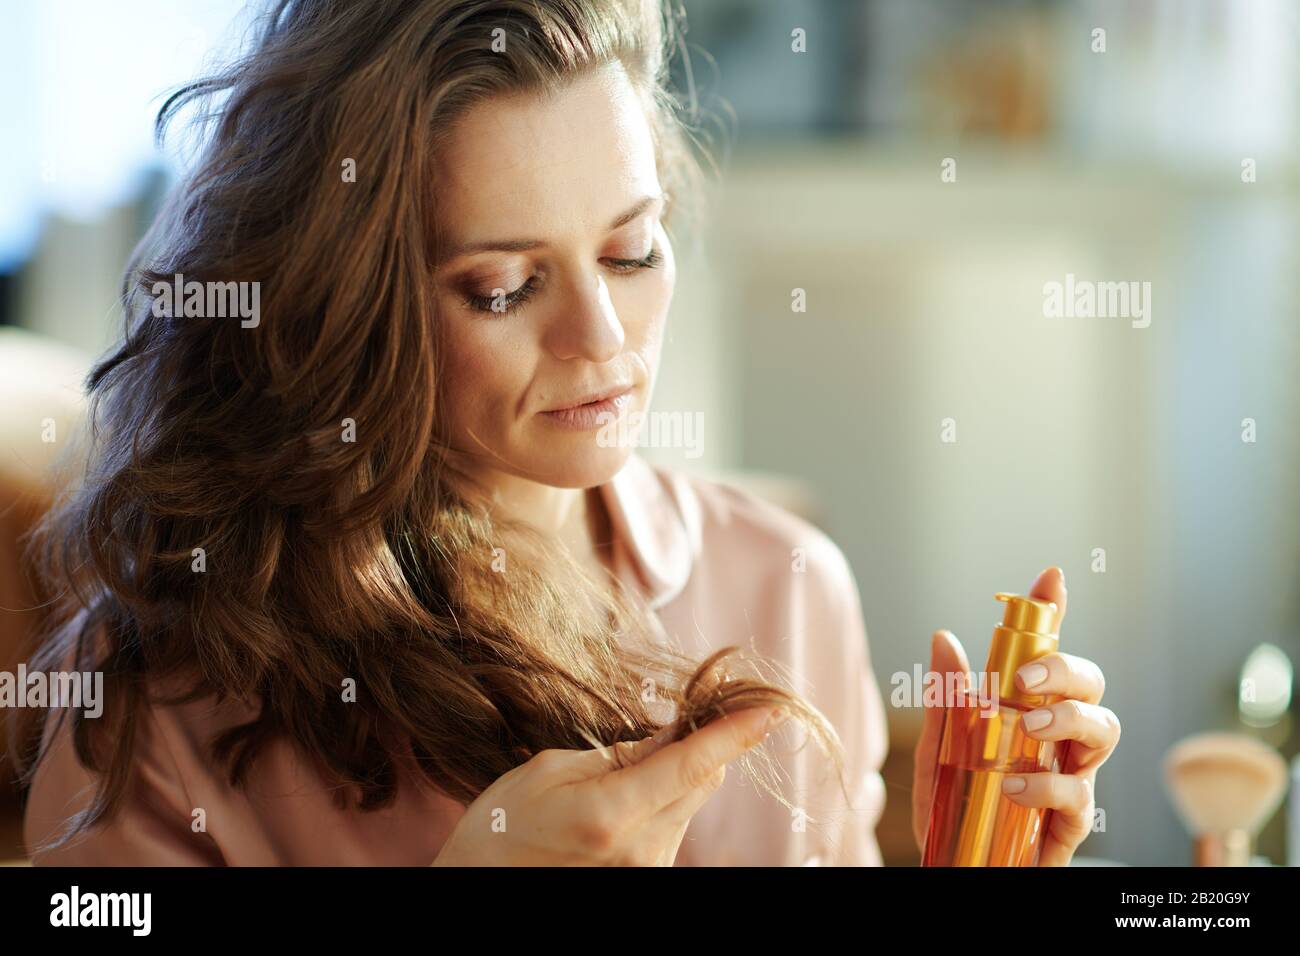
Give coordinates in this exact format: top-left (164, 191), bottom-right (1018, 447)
top-left (986, 592), bottom-right (1059, 709)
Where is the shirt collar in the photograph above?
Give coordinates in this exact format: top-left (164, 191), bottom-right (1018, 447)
top-left (599, 452), bottom-right (701, 611)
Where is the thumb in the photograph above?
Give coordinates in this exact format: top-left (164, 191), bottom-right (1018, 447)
top-left (921, 628), bottom-right (974, 746)
top-left (913, 629), bottom-right (974, 847)
top-left (928, 628), bottom-right (974, 702)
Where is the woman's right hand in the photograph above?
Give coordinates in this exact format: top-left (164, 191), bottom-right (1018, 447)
top-left (431, 704), bottom-right (789, 866)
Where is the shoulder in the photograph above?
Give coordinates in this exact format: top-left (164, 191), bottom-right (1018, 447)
top-left (23, 692), bottom-right (224, 865)
top-left (21, 617), bottom-right (231, 864)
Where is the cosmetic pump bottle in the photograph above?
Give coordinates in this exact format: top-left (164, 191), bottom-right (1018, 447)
top-left (922, 592), bottom-right (1064, 866)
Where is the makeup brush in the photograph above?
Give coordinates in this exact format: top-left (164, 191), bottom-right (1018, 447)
top-left (1162, 731), bottom-right (1288, 866)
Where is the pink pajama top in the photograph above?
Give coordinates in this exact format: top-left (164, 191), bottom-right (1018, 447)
top-left (24, 453), bottom-right (890, 865)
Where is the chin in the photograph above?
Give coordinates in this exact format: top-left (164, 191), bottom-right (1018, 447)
top-left (533, 441), bottom-right (632, 489)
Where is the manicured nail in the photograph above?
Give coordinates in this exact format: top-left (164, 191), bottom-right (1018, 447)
top-left (1018, 663), bottom-right (1048, 689)
top-left (1002, 776), bottom-right (1027, 794)
top-left (1022, 708), bottom-right (1053, 732)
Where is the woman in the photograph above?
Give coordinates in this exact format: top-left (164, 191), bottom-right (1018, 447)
top-left (17, 0), bottom-right (1118, 866)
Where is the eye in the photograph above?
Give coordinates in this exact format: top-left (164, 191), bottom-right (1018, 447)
top-left (462, 276), bottom-right (540, 315)
top-left (603, 246), bottom-right (664, 275)
top-left (458, 245), bottom-right (664, 316)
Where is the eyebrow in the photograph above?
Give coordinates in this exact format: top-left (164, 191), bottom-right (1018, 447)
top-left (436, 193), bottom-right (665, 264)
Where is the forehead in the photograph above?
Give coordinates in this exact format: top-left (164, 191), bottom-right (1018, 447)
top-left (433, 62), bottom-right (660, 239)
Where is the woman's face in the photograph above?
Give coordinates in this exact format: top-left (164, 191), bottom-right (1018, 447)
top-left (432, 61), bottom-right (675, 490)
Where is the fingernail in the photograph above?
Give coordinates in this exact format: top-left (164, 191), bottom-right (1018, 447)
top-left (764, 706), bottom-right (790, 737)
top-left (649, 724), bottom-right (676, 747)
top-left (1002, 776), bottom-right (1027, 794)
top-left (1022, 708), bottom-right (1053, 731)
top-left (1018, 663), bottom-right (1048, 689)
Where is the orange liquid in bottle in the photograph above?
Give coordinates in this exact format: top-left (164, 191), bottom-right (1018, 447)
top-left (922, 697), bottom-right (1059, 866)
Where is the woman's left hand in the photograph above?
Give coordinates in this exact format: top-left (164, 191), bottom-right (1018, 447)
top-left (911, 566), bottom-right (1122, 866)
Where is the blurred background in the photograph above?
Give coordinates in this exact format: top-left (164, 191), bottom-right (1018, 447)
top-left (1, 0), bottom-right (1297, 866)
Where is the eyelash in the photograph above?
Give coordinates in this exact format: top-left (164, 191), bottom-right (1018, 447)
top-left (461, 246), bottom-right (664, 315)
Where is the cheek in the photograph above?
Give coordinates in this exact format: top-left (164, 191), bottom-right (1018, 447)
top-left (628, 247), bottom-right (674, 371)
top-left (437, 311), bottom-right (532, 436)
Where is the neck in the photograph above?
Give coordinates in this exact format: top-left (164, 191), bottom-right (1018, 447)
top-left (463, 469), bottom-right (613, 576)
top-left (477, 470), bottom-right (586, 534)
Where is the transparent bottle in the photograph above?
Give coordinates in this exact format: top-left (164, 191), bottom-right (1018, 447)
top-left (922, 592), bottom-right (1064, 866)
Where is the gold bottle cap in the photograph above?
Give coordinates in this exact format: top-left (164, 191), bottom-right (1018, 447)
top-left (994, 592), bottom-right (1058, 635)
top-left (985, 592), bottom-right (1059, 709)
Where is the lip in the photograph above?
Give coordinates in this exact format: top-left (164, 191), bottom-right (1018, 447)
top-left (539, 385), bottom-right (634, 430)
top-left (542, 384), bottom-right (635, 412)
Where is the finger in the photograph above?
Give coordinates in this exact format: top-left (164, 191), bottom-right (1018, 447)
top-left (926, 628), bottom-right (974, 708)
top-left (915, 630), bottom-right (972, 791)
top-left (1000, 769), bottom-right (1094, 817)
top-left (1021, 700), bottom-right (1121, 755)
top-left (1014, 651), bottom-right (1106, 704)
top-left (1040, 777), bottom-right (1100, 866)
top-left (1002, 769), bottom-right (1098, 866)
top-left (563, 719), bottom-right (682, 781)
top-left (1028, 566), bottom-right (1067, 632)
top-left (920, 630), bottom-right (973, 736)
top-left (560, 737), bottom-right (653, 783)
top-left (913, 629), bottom-right (973, 847)
top-left (644, 764), bottom-right (726, 859)
top-left (653, 817), bottom-right (693, 867)
top-left (600, 705), bottom-right (782, 820)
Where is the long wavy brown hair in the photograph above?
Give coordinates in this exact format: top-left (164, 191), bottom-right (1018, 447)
top-left (15, 0), bottom-right (848, 853)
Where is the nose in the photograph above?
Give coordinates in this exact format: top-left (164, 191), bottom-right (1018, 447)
top-left (543, 271), bottom-right (625, 363)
